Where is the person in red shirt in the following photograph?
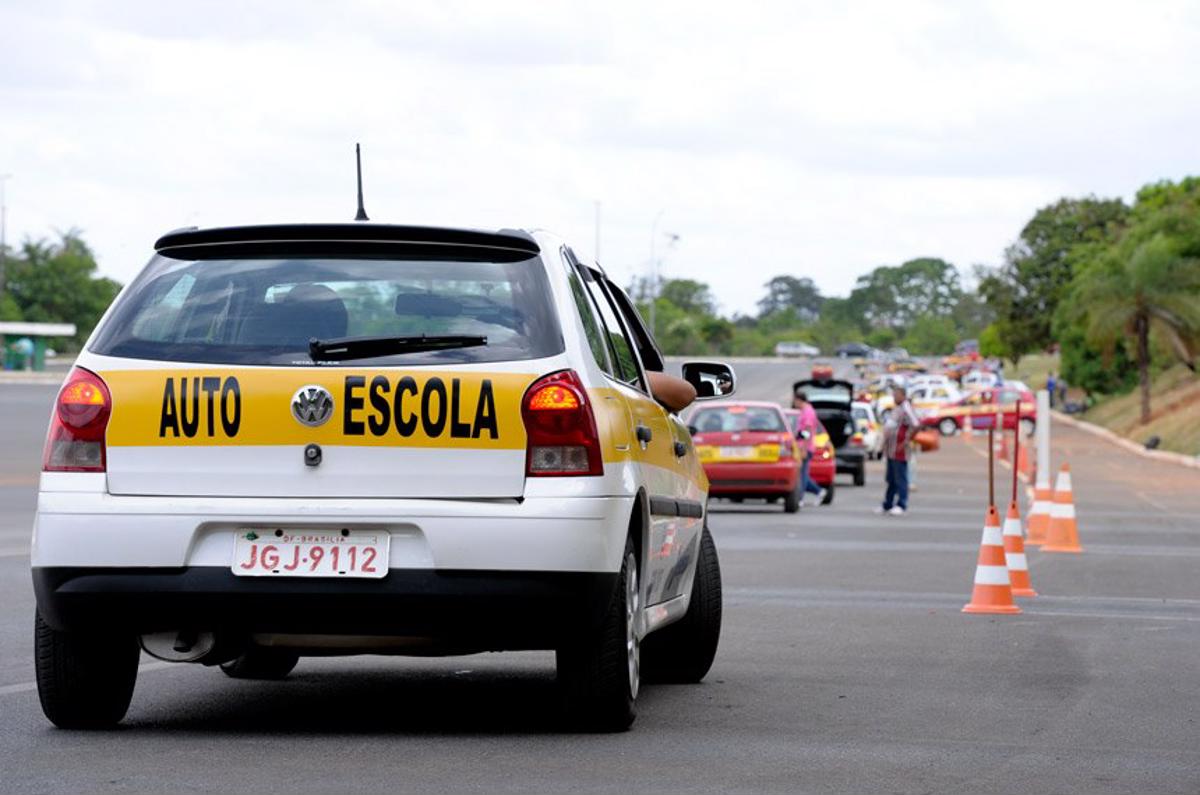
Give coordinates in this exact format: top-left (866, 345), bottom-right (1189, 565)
top-left (876, 386), bottom-right (920, 516)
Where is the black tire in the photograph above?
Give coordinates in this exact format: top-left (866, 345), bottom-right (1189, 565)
top-left (35, 611), bottom-right (139, 729)
top-left (642, 527), bottom-right (723, 684)
top-left (220, 647), bottom-right (300, 680)
top-left (783, 486), bottom-right (801, 513)
top-left (939, 417), bottom-right (959, 437)
top-left (853, 463), bottom-right (866, 487)
top-left (821, 480), bottom-right (836, 505)
top-left (557, 538), bottom-right (638, 732)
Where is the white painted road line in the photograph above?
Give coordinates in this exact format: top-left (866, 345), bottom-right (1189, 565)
top-left (0, 662), bottom-right (179, 697)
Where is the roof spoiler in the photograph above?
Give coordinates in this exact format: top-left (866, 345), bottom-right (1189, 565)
top-left (154, 224), bottom-right (539, 261)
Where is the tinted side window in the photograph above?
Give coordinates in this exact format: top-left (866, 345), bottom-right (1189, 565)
top-left (560, 253), bottom-right (612, 375)
top-left (582, 275), bottom-right (643, 389)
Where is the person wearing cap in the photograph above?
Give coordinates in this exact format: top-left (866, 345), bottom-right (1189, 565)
top-left (791, 388), bottom-right (827, 506)
top-left (876, 384), bottom-right (920, 516)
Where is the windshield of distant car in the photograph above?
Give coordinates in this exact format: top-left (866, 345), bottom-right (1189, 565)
top-left (693, 406), bottom-right (786, 433)
top-left (90, 254), bottom-right (563, 366)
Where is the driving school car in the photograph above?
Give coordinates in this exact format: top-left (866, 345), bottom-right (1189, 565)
top-left (31, 223), bottom-right (736, 732)
top-left (689, 401), bottom-right (803, 513)
top-left (923, 386), bottom-right (1036, 437)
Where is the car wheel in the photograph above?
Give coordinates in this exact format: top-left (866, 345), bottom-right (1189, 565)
top-left (642, 527), bottom-right (722, 684)
top-left (783, 486), bottom-right (801, 513)
top-left (220, 647), bottom-right (300, 680)
top-left (853, 463), bottom-right (866, 487)
top-left (35, 611), bottom-right (139, 729)
top-left (557, 538), bottom-right (638, 732)
top-left (1020, 418), bottom-right (1036, 437)
top-left (821, 481), bottom-right (835, 505)
top-left (938, 418), bottom-right (958, 437)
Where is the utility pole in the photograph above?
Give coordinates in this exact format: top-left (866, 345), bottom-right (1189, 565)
top-left (0, 174), bottom-right (10, 298)
top-left (648, 210), bottom-right (664, 336)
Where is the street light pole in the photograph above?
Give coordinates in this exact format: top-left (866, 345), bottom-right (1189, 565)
top-left (0, 174), bottom-right (10, 298)
top-left (649, 210), bottom-right (664, 336)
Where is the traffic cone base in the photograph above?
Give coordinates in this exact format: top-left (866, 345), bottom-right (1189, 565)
top-left (1002, 501), bottom-right (1037, 597)
top-left (962, 506), bottom-right (1022, 615)
top-left (1043, 464), bottom-right (1083, 553)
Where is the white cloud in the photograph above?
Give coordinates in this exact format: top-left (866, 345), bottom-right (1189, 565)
top-left (2, 0), bottom-right (1198, 315)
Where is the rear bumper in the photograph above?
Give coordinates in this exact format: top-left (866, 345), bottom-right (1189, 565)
top-left (835, 449), bottom-right (866, 474)
top-left (32, 488), bottom-right (633, 572)
top-left (809, 457), bottom-right (835, 486)
top-left (33, 566), bottom-right (617, 648)
top-left (703, 460), bottom-right (798, 496)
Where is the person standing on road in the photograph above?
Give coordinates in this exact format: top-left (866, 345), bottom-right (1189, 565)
top-left (876, 385), bottom-right (919, 516)
top-left (1047, 371), bottom-right (1057, 408)
top-left (791, 389), bottom-right (827, 506)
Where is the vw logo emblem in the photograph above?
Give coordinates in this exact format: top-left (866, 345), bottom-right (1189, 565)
top-left (291, 385), bottom-right (334, 428)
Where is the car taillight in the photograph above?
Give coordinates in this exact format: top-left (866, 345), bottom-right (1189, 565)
top-left (821, 447), bottom-right (833, 460)
top-left (521, 369), bottom-right (602, 477)
top-left (779, 439), bottom-right (794, 457)
top-left (43, 366), bottom-right (111, 472)
top-left (850, 432), bottom-right (864, 446)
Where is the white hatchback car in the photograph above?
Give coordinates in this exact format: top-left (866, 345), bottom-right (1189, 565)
top-left (31, 223), bottom-right (734, 731)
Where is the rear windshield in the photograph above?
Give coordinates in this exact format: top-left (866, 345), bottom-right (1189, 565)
top-left (91, 255), bottom-right (563, 366)
top-left (802, 384), bottom-right (853, 404)
top-left (692, 406), bottom-right (786, 433)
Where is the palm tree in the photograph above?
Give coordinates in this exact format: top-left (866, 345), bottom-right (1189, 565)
top-left (1073, 234), bottom-right (1200, 424)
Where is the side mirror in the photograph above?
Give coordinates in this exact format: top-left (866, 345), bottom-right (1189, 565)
top-left (687, 424), bottom-right (698, 436)
top-left (682, 361), bottom-right (736, 400)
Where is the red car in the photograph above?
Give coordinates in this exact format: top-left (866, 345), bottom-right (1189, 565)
top-left (923, 386), bottom-right (1037, 437)
top-left (783, 409), bottom-right (836, 505)
top-left (689, 401), bottom-right (802, 513)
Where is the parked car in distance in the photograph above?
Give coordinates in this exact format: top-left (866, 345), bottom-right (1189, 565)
top-left (850, 401), bottom-right (884, 460)
top-left (836, 342), bottom-right (873, 358)
top-left (908, 383), bottom-right (963, 421)
top-left (961, 369), bottom-right (1000, 390)
top-left (775, 341), bottom-right (820, 357)
top-left (923, 386), bottom-right (1036, 436)
top-left (690, 402), bottom-right (803, 512)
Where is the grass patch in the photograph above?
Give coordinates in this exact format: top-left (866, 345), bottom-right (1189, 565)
top-left (1083, 365), bottom-right (1200, 456)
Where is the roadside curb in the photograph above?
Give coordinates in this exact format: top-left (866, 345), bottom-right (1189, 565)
top-left (1051, 410), bottom-right (1200, 471)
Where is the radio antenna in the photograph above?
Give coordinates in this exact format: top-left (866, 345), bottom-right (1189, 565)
top-left (354, 143), bottom-right (369, 221)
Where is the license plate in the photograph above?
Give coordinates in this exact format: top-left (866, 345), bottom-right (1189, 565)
top-left (719, 446), bottom-right (754, 458)
top-left (232, 529), bottom-right (389, 578)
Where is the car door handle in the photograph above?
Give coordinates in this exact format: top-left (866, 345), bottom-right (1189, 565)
top-left (673, 440), bottom-right (687, 458)
top-left (636, 425), bottom-right (653, 444)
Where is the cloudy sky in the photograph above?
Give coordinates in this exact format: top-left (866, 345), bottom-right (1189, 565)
top-left (2, 0), bottom-right (1198, 315)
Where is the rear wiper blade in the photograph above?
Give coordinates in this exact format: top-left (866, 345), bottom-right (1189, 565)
top-left (309, 334), bottom-right (487, 362)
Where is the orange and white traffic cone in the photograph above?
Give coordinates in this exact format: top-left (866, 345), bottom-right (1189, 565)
top-left (1025, 483), bottom-right (1052, 545)
top-left (1016, 443), bottom-right (1032, 479)
top-left (1042, 464), bottom-right (1083, 553)
top-left (1002, 501), bottom-right (1037, 597)
top-left (962, 505), bottom-right (1022, 614)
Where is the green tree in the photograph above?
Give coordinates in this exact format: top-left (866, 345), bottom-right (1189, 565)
top-left (757, 275), bottom-right (823, 320)
top-left (846, 257), bottom-right (964, 332)
top-left (658, 279), bottom-right (717, 316)
top-left (979, 197), bottom-right (1128, 361)
top-left (5, 231), bottom-right (122, 346)
top-left (901, 315), bottom-right (958, 355)
top-left (1069, 233), bottom-right (1200, 422)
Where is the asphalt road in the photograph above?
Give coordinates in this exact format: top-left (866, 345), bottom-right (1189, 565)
top-left (1, 362), bottom-right (1198, 794)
